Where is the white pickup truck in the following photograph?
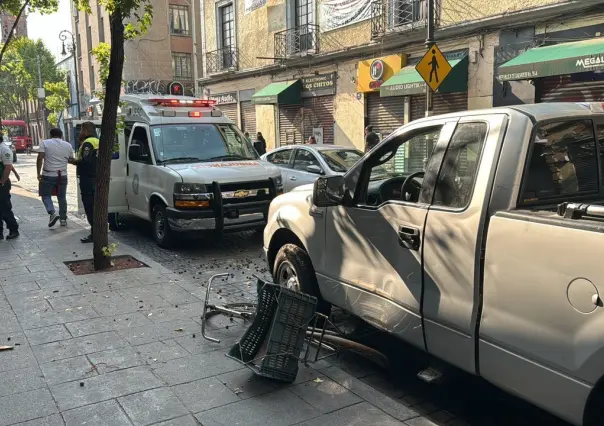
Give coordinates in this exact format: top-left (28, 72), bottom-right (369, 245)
top-left (264, 103), bottom-right (604, 425)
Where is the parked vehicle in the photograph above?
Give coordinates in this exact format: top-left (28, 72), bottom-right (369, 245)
top-left (264, 102), bottom-right (604, 425)
top-left (261, 145), bottom-right (365, 192)
top-left (2, 120), bottom-right (32, 152)
top-left (71, 94), bottom-right (283, 247)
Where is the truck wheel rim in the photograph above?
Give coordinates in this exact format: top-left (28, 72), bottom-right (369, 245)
top-left (155, 211), bottom-right (165, 240)
top-left (277, 261), bottom-right (299, 291)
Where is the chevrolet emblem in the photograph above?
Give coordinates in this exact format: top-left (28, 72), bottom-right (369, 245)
top-left (233, 190), bottom-right (249, 198)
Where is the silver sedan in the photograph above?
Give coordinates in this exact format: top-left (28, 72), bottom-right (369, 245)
top-left (261, 144), bottom-right (364, 192)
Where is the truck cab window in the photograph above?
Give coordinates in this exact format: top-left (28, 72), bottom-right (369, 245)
top-left (361, 127), bottom-right (441, 206)
top-left (433, 122), bottom-right (488, 209)
top-left (130, 127), bottom-right (153, 164)
top-left (521, 119), bottom-right (598, 204)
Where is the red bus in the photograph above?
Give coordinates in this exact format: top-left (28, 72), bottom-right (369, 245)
top-left (2, 120), bottom-right (32, 152)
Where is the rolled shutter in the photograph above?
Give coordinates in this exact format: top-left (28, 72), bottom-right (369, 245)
top-left (279, 105), bottom-right (303, 146)
top-left (240, 101), bottom-right (257, 136)
top-left (301, 95), bottom-right (335, 144)
top-left (366, 92), bottom-right (405, 138)
top-left (218, 104), bottom-right (238, 124)
top-left (433, 92), bottom-right (468, 115)
top-left (538, 75), bottom-right (604, 103)
top-left (410, 95), bottom-right (426, 121)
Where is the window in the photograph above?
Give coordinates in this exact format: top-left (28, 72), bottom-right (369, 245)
top-left (361, 127), bottom-right (442, 205)
top-left (86, 25), bottom-right (92, 52)
top-left (293, 149), bottom-right (320, 171)
top-left (76, 33), bottom-right (82, 58)
top-left (294, 0), bottom-right (313, 52)
top-left (99, 16), bottom-right (105, 43)
top-left (89, 65), bottom-right (95, 92)
top-left (130, 127), bottom-right (153, 164)
top-left (267, 149), bottom-right (293, 166)
top-left (393, 0), bottom-right (426, 27)
top-left (219, 3), bottom-right (235, 68)
top-left (169, 5), bottom-right (190, 36)
top-left (521, 120), bottom-right (599, 204)
top-left (172, 53), bottom-right (192, 79)
top-left (433, 123), bottom-right (488, 209)
top-left (319, 149), bottom-right (363, 173)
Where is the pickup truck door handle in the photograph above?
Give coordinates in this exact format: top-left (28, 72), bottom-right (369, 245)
top-left (398, 226), bottom-right (420, 251)
top-left (126, 164), bottom-right (129, 176)
top-left (289, 176), bottom-right (297, 181)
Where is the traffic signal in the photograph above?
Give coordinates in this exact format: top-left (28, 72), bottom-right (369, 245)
top-left (169, 82), bottom-right (184, 96)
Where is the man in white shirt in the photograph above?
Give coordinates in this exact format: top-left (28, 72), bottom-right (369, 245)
top-left (37, 128), bottom-right (74, 227)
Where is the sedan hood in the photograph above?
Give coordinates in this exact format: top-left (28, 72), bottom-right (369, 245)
top-left (166, 160), bottom-right (281, 183)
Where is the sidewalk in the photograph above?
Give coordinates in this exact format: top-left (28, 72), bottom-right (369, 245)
top-left (0, 189), bottom-right (428, 426)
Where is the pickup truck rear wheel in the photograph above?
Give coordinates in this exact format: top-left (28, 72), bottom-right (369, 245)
top-left (273, 244), bottom-right (331, 316)
top-left (152, 204), bottom-right (174, 248)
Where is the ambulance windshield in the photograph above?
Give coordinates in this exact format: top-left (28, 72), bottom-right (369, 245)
top-left (151, 123), bottom-right (258, 164)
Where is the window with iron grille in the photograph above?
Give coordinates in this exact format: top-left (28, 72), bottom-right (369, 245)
top-left (392, 0), bottom-right (426, 27)
top-left (169, 5), bottom-right (190, 36)
top-left (172, 52), bottom-right (192, 79)
top-left (296, 0), bottom-right (313, 51)
top-left (219, 3), bottom-right (235, 67)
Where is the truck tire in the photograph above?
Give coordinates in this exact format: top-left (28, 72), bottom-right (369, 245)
top-left (152, 204), bottom-right (174, 248)
top-left (273, 243), bottom-right (331, 316)
top-left (108, 213), bottom-right (124, 231)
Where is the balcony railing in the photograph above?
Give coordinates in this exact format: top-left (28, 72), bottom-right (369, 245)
top-left (206, 47), bottom-right (239, 74)
top-left (274, 24), bottom-right (319, 60)
top-left (371, 0), bottom-right (440, 39)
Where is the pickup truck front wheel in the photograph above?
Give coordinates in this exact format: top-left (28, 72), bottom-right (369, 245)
top-left (152, 204), bottom-right (174, 248)
top-left (273, 244), bottom-right (331, 316)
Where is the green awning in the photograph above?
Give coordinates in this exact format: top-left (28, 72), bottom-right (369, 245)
top-left (252, 80), bottom-right (302, 105)
top-left (497, 38), bottom-right (604, 82)
top-left (380, 56), bottom-right (469, 97)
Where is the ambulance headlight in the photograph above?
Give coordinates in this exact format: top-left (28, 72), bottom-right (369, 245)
top-left (174, 183), bottom-right (207, 194)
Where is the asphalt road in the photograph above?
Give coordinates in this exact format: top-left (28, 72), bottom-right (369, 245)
top-left (12, 153), bottom-right (573, 426)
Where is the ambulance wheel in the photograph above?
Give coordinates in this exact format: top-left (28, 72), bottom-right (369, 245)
top-left (152, 204), bottom-right (174, 248)
top-left (108, 213), bottom-right (125, 231)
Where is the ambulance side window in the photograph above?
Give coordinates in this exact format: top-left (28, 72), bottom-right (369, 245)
top-left (130, 127), bottom-right (153, 164)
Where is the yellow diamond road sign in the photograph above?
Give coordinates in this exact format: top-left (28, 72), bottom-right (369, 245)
top-left (415, 44), bottom-right (452, 92)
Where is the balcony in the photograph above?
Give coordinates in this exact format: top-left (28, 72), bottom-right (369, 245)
top-left (274, 24), bottom-right (319, 61)
top-left (206, 47), bottom-right (239, 75)
top-left (371, 0), bottom-right (440, 39)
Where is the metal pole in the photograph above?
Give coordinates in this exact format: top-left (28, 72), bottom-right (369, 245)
top-left (36, 54), bottom-right (48, 137)
top-left (425, 0), bottom-right (434, 117)
top-left (72, 39), bottom-right (81, 118)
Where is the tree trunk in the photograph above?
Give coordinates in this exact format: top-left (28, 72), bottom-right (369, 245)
top-left (93, 9), bottom-right (124, 271)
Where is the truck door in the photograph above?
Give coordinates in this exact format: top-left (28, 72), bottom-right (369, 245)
top-left (126, 123), bottom-right (156, 218)
top-left (108, 131), bottom-right (128, 213)
top-left (421, 114), bottom-right (507, 373)
top-left (320, 119), bottom-right (457, 350)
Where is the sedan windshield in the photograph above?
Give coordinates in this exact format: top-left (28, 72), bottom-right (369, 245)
top-left (151, 124), bottom-right (258, 163)
top-left (318, 149), bottom-right (364, 173)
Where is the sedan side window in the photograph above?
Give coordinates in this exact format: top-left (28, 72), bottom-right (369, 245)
top-left (293, 150), bottom-right (321, 172)
top-left (266, 149), bottom-right (293, 167)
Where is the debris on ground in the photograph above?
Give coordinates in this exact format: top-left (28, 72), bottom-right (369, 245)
top-left (174, 328), bottom-right (184, 332)
top-left (0, 346), bottom-right (14, 351)
top-left (313, 378), bottom-right (324, 384)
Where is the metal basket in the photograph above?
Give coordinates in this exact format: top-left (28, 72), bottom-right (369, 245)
top-left (227, 278), bottom-right (317, 383)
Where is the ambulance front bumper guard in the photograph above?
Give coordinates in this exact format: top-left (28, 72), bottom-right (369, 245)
top-left (166, 178), bottom-right (280, 232)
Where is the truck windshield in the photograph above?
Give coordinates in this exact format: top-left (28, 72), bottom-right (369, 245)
top-left (151, 124), bottom-right (258, 164)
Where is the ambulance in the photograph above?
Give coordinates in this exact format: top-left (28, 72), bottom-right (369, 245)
top-left (70, 94), bottom-right (283, 247)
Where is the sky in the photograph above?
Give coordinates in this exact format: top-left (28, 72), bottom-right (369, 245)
top-left (27, 0), bottom-right (72, 60)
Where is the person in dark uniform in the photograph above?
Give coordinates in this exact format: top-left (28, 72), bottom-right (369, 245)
top-left (0, 134), bottom-right (19, 240)
top-left (364, 125), bottom-right (380, 153)
top-left (70, 122), bottom-right (98, 243)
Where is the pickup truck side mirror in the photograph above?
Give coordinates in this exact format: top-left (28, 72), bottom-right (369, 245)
top-left (313, 175), bottom-right (345, 207)
top-left (128, 143), bottom-right (142, 161)
top-left (306, 164), bottom-right (324, 175)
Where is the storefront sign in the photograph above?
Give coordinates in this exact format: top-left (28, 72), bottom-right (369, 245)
top-left (209, 92), bottom-right (238, 105)
top-left (301, 73), bottom-right (336, 97)
top-left (244, 0), bottom-right (266, 15)
top-left (313, 127), bottom-right (324, 144)
top-left (381, 82), bottom-right (426, 96)
top-left (357, 55), bottom-right (405, 93)
top-left (319, 0), bottom-right (371, 32)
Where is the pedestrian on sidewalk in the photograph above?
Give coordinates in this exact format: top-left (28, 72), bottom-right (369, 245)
top-left (0, 134), bottom-right (19, 240)
top-left (306, 136), bottom-right (317, 145)
top-left (364, 125), bottom-right (380, 153)
top-left (254, 132), bottom-right (266, 156)
top-left (37, 128), bottom-right (74, 228)
top-left (69, 122), bottom-right (98, 243)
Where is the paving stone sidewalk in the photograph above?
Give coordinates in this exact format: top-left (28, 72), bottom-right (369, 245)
top-left (0, 189), bottom-right (435, 426)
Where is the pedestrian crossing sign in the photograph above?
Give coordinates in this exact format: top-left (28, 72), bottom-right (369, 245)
top-left (415, 43), bottom-right (452, 92)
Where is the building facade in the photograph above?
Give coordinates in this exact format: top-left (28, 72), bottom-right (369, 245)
top-left (71, 0), bottom-right (203, 105)
top-left (198, 0), bottom-right (604, 151)
top-left (0, 11), bottom-right (27, 44)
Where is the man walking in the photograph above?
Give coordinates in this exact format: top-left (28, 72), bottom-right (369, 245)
top-left (0, 135), bottom-right (19, 240)
top-left (364, 125), bottom-right (380, 152)
top-left (37, 128), bottom-right (73, 227)
top-left (69, 122), bottom-right (98, 243)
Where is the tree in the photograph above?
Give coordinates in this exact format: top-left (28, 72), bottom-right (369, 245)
top-left (74, 0), bottom-right (152, 270)
top-left (44, 80), bottom-right (69, 126)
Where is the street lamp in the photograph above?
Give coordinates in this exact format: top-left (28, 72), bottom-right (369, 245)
top-left (59, 30), bottom-right (81, 119)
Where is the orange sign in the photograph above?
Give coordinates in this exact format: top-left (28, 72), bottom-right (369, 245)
top-left (357, 54), bottom-right (406, 93)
